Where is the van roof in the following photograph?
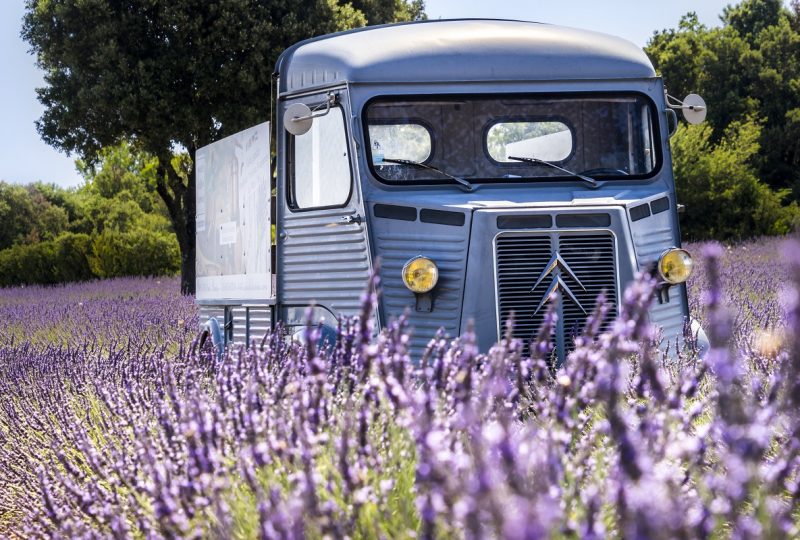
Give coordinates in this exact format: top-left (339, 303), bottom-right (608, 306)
top-left (275, 19), bottom-right (656, 94)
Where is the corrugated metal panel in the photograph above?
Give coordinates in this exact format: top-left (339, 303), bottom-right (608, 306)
top-left (559, 235), bottom-right (617, 351)
top-left (231, 307), bottom-right (273, 347)
top-left (280, 207), bottom-right (371, 316)
top-left (496, 235), bottom-right (552, 354)
top-left (650, 296), bottom-right (687, 350)
top-left (631, 225), bottom-right (674, 261)
top-left (375, 230), bottom-right (468, 357)
top-left (198, 305), bottom-right (273, 348)
top-left (630, 218), bottom-right (686, 345)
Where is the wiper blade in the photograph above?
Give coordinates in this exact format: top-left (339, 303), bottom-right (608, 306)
top-left (508, 156), bottom-right (600, 188)
top-left (381, 158), bottom-right (474, 192)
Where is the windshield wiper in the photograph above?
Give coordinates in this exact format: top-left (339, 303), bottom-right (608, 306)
top-left (507, 156), bottom-right (600, 188)
top-left (381, 158), bottom-right (474, 192)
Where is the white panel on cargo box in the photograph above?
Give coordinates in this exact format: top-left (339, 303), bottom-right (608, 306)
top-left (195, 122), bottom-right (272, 302)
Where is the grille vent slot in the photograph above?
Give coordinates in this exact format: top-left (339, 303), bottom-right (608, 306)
top-left (495, 231), bottom-right (617, 360)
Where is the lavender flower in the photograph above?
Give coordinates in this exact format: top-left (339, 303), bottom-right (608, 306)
top-left (0, 238), bottom-right (799, 538)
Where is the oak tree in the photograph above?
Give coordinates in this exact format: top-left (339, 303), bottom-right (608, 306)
top-left (23, 0), bottom-right (425, 293)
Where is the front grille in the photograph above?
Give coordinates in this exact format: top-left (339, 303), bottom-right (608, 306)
top-left (495, 231), bottom-right (617, 363)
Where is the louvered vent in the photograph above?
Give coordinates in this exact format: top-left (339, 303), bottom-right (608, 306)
top-left (495, 231), bottom-right (617, 361)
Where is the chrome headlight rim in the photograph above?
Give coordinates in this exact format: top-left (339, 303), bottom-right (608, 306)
top-left (657, 247), bottom-right (694, 285)
top-left (401, 255), bottom-right (439, 294)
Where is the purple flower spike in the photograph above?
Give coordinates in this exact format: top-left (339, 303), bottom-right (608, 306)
top-left (0, 241), bottom-right (798, 538)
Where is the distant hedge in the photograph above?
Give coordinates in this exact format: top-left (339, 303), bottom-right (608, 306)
top-left (0, 233), bottom-right (93, 286)
top-left (0, 230), bottom-right (179, 287)
top-left (89, 228), bottom-right (180, 279)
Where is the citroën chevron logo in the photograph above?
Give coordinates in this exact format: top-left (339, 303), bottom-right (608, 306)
top-left (531, 250), bottom-right (587, 315)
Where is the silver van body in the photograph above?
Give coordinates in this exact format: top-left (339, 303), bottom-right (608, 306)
top-left (198, 19), bottom-right (692, 361)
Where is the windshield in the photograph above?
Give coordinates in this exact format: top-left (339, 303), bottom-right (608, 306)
top-left (364, 94), bottom-right (659, 185)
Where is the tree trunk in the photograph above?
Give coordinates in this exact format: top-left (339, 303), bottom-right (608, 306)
top-left (169, 217), bottom-right (194, 295)
top-left (181, 147), bottom-right (197, 295)
top-left (154, 149), bottom-right (196, 296)
top-left (179, 234), bottom-right (196, 295)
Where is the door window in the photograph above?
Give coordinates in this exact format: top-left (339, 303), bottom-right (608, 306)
top-left (291, 106), bottom-right (351, 209)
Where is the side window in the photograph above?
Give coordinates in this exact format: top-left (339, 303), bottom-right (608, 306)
top-left (291, 106), bottom-right (351, 209)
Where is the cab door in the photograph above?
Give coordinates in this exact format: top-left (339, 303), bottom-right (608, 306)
top-left (276, 90), bottom-right (372, 328)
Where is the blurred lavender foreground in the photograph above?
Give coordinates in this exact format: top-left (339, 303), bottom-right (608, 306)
top-left (0, 238), bottom-right (799, 539)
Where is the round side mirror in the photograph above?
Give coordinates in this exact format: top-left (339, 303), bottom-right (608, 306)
top-left (682, 94), bottom-right (707, 125)
top-left (284, 103), bottom-right (313, 136)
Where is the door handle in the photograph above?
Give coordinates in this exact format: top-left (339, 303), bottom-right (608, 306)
top-left (341, 215), bottom-right (362, 225)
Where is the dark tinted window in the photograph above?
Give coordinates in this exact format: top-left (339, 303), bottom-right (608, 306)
top-left (364, 94), bottom-right (659, 185)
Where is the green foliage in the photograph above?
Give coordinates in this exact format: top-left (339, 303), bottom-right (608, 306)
top-left (77, 143), bottom-right (182, 280)
top-left (77, 141), bottom-right (163, 214)
top-left (0, 141), bottom-right (181, 286)
top-left (0, 183), bottom-right (36, 249)
top-left (646, 1), bottom-right (800, 195)
top-left (22, 0), bottom-right (427, 294)
top-left (350, 0), bottom-right (426, 24)
top-left (89, 228), bottom-right (180, 279)
top-left (0, 182), bottom-right (72, 249)
top-left (647, 0), bottom-right (800, 238)
top-left (0, 233), bottom-right (93, 287)
top-left (672, 118), bottom-right (800, 240)
top-left (78, 189), bottom-right (173, 238)
top-left (28, 182), bottom-right (81, 219)
top-left (723, 0), bottom-right (784, 40)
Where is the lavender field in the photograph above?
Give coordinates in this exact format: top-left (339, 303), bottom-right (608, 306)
top-left (0, 237), bottom-right (798, 539)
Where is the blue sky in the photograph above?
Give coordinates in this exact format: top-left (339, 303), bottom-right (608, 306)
top-left (0, 1), bottom-right (771, 188)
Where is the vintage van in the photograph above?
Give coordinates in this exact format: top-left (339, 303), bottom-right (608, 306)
top-left (195, 19), bottom-right (706, 363)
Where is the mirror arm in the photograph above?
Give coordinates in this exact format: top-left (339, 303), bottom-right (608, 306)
top-left (291, 92), bottom-right (337, 122)
top-left (664, 92), bottom-right (707, 125)
top-left (666, 94), bottom-right (706, 113)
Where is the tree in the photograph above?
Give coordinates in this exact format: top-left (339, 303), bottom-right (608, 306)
top-left (646, 1), bottom-right (800, 198)
top-left (671, 117), bottom-right (800, 240)
top-left (723, 0), bottom-right (783, 40)
top-left (89, 229), bottom-right (180, 279)
top-left (0, 141), bottom-right (184, 286)
top-left (350, 0), bottom-right (424, 23)
top-left (77, 141), bottom-right (163, 215)
top-left (22, 0), bottom-right (426, 294)
top-left (0, 181), bottom-right (72, 249)
top-left (0, 183), bottom-right (36, 250)
top-left (0, 232), bottom-right (94, 287)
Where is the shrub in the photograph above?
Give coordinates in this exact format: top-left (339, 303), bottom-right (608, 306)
top-left (673, 118), bottom-right (800, 239)
top-left (0, 226), bottom-right (179, 287)
top-left (89, 228), bottom-right (180, 278)
top-left (0, 182), bottom-right (70, 249)
top-left (51, 232), bottom-right (94, 283)
top-left (0, 232), bottom-right (93, 287)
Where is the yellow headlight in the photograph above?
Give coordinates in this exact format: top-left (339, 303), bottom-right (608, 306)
top-left (402, 256), bottom-right (439, 293)
top-left (658, 248), bottom-right (693, 284)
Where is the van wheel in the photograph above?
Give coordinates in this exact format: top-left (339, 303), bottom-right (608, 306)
top-left (198, 329), bottom-right (213, 354)
top-left (199, 318), bottom-right (224, 359)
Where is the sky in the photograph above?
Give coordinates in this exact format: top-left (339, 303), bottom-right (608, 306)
top-left (0, 0), bottom-right (776, 189)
